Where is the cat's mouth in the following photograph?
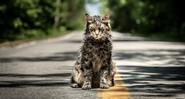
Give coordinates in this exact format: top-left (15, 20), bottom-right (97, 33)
top-left (94, 36), bottom-right (101, 39)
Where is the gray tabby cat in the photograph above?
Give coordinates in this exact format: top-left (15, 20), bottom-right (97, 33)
top-left (70, 13), bottom-right (116, 90)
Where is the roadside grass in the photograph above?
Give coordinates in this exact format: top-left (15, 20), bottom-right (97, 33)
top-left (0, 27), bottom-right (71, 48)
top-left (132, 32), bottom-right (185, 42)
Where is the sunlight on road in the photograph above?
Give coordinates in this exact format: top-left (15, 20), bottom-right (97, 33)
top-left (0, 31), bottom-right (185, 99)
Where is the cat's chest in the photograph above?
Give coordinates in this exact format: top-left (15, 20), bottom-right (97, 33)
top-left (83, 41), bottom-right (111, 71)
top-left (91, 46), bottom-right (105, 71)
top-left (84, 41), bottom-right (111, 58)
top-left (91, 45), bottom-right (107, 58)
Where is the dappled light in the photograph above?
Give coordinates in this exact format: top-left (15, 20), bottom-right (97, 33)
top-left (0, 31), bottom-right (185, 98)
top-left (0, 0), bottom-right (185, 98)
top-left (117, 65), bottom-right (185, 97)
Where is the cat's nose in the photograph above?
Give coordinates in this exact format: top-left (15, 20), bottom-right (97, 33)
top-left (95, 32), bottom-right (99, 35)
top-left (95, 30), bottom-right (99, 35)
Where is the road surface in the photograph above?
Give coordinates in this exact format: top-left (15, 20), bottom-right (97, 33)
top-left (0, 31), bottom-right (185, 99)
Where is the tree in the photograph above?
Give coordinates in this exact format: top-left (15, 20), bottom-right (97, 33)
top-left (0, 0), bottom-right (85, 42)
top-left (54, 0), bottom-right (61, 29)
top-left (106, 0), bottom-right (185, 41)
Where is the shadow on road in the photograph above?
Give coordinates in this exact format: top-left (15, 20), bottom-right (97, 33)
top-left (0, 52), bottom-right (78, 62)
top-left (0, 51), bottom-right (76, 88)
top-left (0, 38), bottom-right (184, 98)
top-left (0, 73), bottom-right (71, 88)
top-left (113, 48), bottom-right (185, 97)
top-left (117, 65), bottom-right (185, 97)
top-left (0, 51), bottom-right (77, 88)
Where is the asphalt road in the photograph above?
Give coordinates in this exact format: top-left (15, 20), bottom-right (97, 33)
top-left (0, 31), bottom-right (185, 99)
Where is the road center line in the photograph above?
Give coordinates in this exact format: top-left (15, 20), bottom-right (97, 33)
top-left (97, 68), bottom-right (130, 99)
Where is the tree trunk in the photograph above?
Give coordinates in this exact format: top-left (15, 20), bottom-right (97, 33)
top-left (54, 0), bottom-right (61, 29)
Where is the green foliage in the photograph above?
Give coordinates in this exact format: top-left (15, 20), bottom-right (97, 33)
top-left (107, 0), bottom-right (185, 41)
top-left (0, 0), bottom-right (85, 42)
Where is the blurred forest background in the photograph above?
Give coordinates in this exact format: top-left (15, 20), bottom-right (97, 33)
top-left (0, 0), bottom-right (85, 43)
top-left (106, 0), bottom-right (185, 41)
top-left (0, 0), bottom-right (185, 43)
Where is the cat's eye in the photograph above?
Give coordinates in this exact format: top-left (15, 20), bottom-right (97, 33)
top-left (90, 28), bottom-right (95, 31)
top-left (106, 27), bottom-right (110, 31)
top-left (99, 27), bottom-right (104, 31)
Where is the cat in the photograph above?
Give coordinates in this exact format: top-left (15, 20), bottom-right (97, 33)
top-left (70, 13), bottom-right (116, 90)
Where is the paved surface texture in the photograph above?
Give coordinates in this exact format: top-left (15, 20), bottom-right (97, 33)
top-left (0, 31), bottom-right (185, 99)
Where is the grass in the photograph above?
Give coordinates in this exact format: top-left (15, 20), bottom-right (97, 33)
top-left (132, 32), bottom-right (185, 42)
top-left (0, 27), bottom-right (70, 48)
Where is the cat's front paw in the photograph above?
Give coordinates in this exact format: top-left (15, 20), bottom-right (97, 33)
top-left (82, 82), bottom-right (91, 90)
top-left (100, 83), bottom-right (109, 89)
top-left (71, 83), bottom-right (79, 88)
top-left (100, 78), bottom-right (109, 89)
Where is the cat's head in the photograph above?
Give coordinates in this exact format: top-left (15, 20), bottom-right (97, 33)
top-left (85, 13), bottom-right (111, 40)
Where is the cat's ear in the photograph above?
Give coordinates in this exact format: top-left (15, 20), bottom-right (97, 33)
top-left (85, 13), bottom-right (93, 23)
top-left (102, 13), bottom-right (110, 23)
